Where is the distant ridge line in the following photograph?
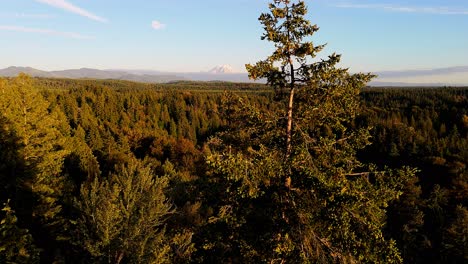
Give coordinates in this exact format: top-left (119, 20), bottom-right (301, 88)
top-left (1, 66), bottom-right (467, 86)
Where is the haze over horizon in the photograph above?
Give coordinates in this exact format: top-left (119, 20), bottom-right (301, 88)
top-left (1, 0), bottom-right (468, 83)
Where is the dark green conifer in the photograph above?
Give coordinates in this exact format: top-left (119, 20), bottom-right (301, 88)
top-left (0, 201), bottom-right (40, 263)
top-left (76, 158), bottom-right (175, 263)
top-left (201, 1), bottom-right (413, 262)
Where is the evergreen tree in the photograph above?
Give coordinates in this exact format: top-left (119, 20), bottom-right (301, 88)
top-left (0, 74), bottom-right (70, 260)
top-left (0, 201), bottom-right (40, 263)
top-left (200, 1), bottom-right (412, 262)
top-left (245, 0), bottom-right (328, 160)
top-left (442, 205), bottom-right (468, 263)
top-left (76, 158), bottom-right (175, 263)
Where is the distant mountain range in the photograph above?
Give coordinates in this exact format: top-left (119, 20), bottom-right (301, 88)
top-left (370, 66), bottom-right (468, 86)
top-left (368, 81), bottom-right (466, 87)
top-left (0, 66), bottom-right (253, 83)
top-left (0, 66), bottom-right (185, 83)
top-left (110, 65), bottom-right (251, 82)
top-left (376, 66), bottom-right (468, 78)
top-left (1, 66), bottom-right (467, 86)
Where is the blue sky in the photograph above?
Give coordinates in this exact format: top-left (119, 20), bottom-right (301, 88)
top-left (1, 0), bottom-right (468, 74)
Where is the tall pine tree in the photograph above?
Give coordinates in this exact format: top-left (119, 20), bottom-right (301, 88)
top-left (200, 1), bottom-right (414, 262)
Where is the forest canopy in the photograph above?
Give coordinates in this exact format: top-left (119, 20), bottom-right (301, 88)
top-left (0, 0), bottom-right (467, 263)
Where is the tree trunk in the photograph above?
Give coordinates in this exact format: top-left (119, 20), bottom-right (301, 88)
top-left (286, 87), bottom-right (295, 158)
top-left (115, 251), bottom-right (124, 264)
top-left (285, 57), bottom-right (295, 189)
top-left (285, 86), bottom-right (295, 190)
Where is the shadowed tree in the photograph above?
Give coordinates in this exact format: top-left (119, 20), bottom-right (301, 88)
top-left (0, 74), bottom-right (70, 261)
top-left (0, 200), bottom-right (40, 263)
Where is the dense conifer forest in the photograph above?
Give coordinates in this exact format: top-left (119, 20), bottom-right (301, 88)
top-left (1, 1), bottom-right (467, 263)
top-left (1, 75), bottom-right (466, 263)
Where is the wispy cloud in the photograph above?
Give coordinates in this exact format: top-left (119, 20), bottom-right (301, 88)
top-left (35, 0), bottom-right (108, 22)
top-left (151, 20), bottom-right (166, 30)
top-left (0, 25), bottom-right (93, 39)
top-left (335, 3), bottom-right (468, 15)
top-left (0, 12), bottom-right (55, 19)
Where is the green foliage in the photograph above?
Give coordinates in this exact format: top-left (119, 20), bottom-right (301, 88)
top-left (0, 73), bottom-right (466, 263)
top-left (76, 158), bottom-right (175, 263)
top-left (65, 126), bottom-right (101, 182)
top-left (359, 87), bottom-right (468, 263)
top-left (246, 0), bottom-right (326, 87)
top-left (204, 92), bottom-right (412, 262)
top-left (442, 205), bottom-right (468, 263)
top-left (0, 74), bottom-right (70, 222)
top-left (199, 1), bottom-right (409, 263)
top-left (0, 55), bottom-right (466, 264)
top-left (0, 201), bottom-right (39, 263)
top-left (0, 114), bottom-right (21, 203)
top-left (0, 75), bottom-right (71, 261)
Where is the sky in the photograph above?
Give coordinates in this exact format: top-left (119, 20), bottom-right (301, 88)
top-left (1, 0), bottom-right (468, 75)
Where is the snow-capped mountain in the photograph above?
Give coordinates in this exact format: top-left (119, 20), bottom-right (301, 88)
top-left (209, 65), bottom-right (235, 74)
